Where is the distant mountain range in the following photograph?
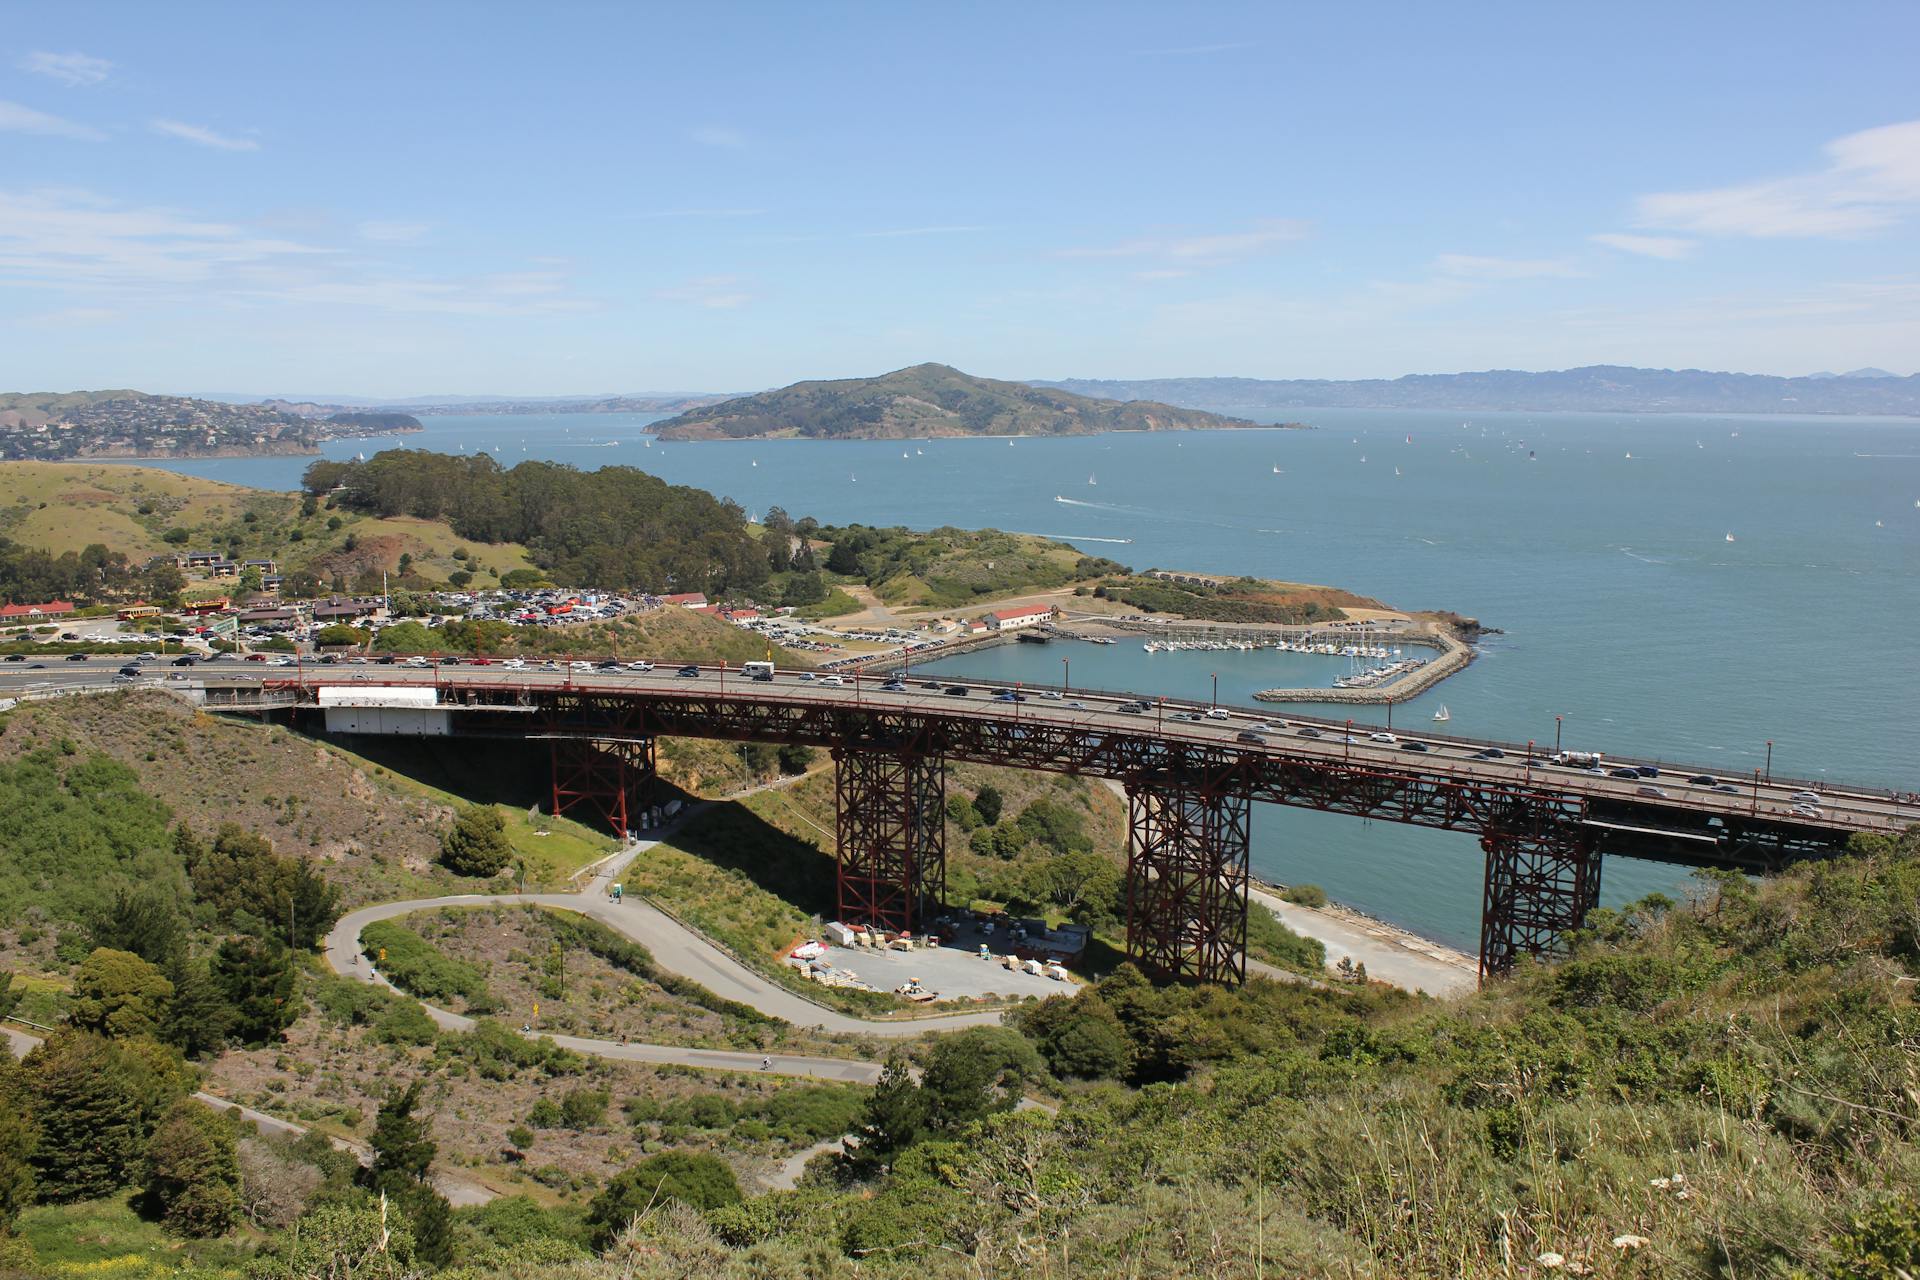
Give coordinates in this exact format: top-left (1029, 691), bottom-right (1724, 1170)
top-left (208, 392), bottom-right (730, 417)
top-left (1032, 366), bottom-right (1920, 417)
top-left (0, 391), bottom-right (420, 461)
top-left (648, 363), bottom-right (1269, 441)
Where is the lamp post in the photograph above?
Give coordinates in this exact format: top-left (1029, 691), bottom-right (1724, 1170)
top-left (1765, 740), bottom-right (1773, 783)
top-left (1211, 672), bottom-right (1218, 710)
top-left (1061, 656), bottom-right (1069, 695)
top-left (1344, 717), bottom-right (1353, 763)
top-left (1554, 714), bottom-right (1563, 755)
top-left (1526, 740), bottom-right (1535, 784)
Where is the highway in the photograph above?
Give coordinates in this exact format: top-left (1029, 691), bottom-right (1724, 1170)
top-left (4, 652), bottom-right (1914, 845)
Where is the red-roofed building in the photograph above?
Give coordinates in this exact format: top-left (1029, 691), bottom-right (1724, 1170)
top-left (662, 592), bottom-right (708, 608)
top-left (0, 600), bottom-right (74, 620)
top-left (983, 604), bottom-right (1054, 631)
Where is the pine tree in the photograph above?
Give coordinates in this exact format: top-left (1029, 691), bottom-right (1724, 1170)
top-left (212, 936), bottom-right (298, 1047)
top-left (439, 807), bottom-right (513, 877)
top-left (23, 1032), bottom-right (142, 1201)
top-left (848, 1055), bottom-right (926, 1173)
top-left (0, 1055), bottom-right (36, 1231)
top-left (366, 1083), bottom-right (436, 1195)
top-left (143, 1098), bottom-right (239, 1237)
top-left (162, 955), bottom-right (232, 1057)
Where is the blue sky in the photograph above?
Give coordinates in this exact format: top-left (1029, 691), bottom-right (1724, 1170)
top-left (3, 1), bottom-right (1917, 396)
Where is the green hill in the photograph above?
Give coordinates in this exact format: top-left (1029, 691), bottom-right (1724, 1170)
top-left (650, 362), bottom-right (1263, 440)
top-left (0, 391), bottom-right (416, 461)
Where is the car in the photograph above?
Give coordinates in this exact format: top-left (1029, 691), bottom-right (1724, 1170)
top-left (138, 652), bottom-right (157, 661)
top-left (1790, 791), bottom-right (1821, 804)
top-left (944, 685), bottom-right (970, 696)
top-left (676, 664), bottom-right (701, 677)
top-left (2, 654), bottom-right (23, 663)
top-left (1610, 768), bottom-right (1641, 779)
top-left (1687, 774), bottom-right (1716, 785)
top-left (1712, 784), bottom-right (1740, 794)
top-left (26, 664), bottom-right (44, 670)
top-left (171, 656), bottom-right (196, 667)
top-left (1789, 804), bottom-right (1823, 819)
top-left (1236, 730), bottom-right (1269, 745)
top-left (625, 661), bottom-right (652, 671)
top-left (920, 680), bottom-right (941, 690)
top-left (1368, 732), bottom-right (1396, 743)
top-left (246, 653), bottom-right (269, 662)
top-left (502, 658), bottom-right (526, 669)
top-left (114, 670), bottom-right (138, 682)
top-left (817, 675), bottom-right (844, 687)
top-left (1401, 740), bottom-right (1430, 752)
top-left (1205, 708), bottom-right (1232, 720)
top-left (750, 670), bottom-right (774, 682)
top-left (377, 654), bottom-right (398, 665)
top-left (1297, 727), bottom-right (1323, 738)
top-left (1340, 735), bottom-right (1361, 745)
top-left (1634, 766), bottom-right (1660, 778)
top-left (994, 690), bottom-right (1026, 702)
top-left (1040, 690), bottom-right (1062, 700)
top-left (470, 656), bottom-right (494, 666)
top-left (596, 659), bottom-right (621, 670)
top-left (1635, 785), bottom-right (1671, 799)
top-left (1169, 711), bottom-right (1201, 722)
top-left (1066, 700), bottom-right (1087, 710)
top-left (1471, 748), bottom-right (1506, 760)
top-left (269, 656), bottom-right (295, 666)
top-left (798, 672), bottom-right (816, 682)
top-left (405, 656), bottom-right (430, 667)
top-left (66, 652), bottom-right (90, 661)
top-left (880, 680), bottom-right (907, 692)
top-left (570, 661), bottom-right (594, 671)
top-left (118, 664), bottom-right (141, 676)
top-left (1118, 702), bottom-right (1147, 715)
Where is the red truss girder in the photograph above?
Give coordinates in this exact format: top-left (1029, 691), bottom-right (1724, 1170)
top-left (542, 697), bottom-right (654, 838)
top-left (1479, 808), bottom-right (1602, 980)
top-left (833, 747), bottom-right (944, 933)
top-left (1125, 769), bottom-right (1251, 985)
top-left (283, 680), bottom-right (1859, 980)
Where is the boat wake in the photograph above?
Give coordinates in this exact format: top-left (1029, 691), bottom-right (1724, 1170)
top-left (1022, 532), bottom-right (1135, 544)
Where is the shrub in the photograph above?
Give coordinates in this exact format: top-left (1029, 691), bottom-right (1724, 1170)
top-left (440, 806), bottom-right (513, 878)
top-left (360, 920), bottom-right (489, 1006)
top-left (1281, 883), bottom-right (1328, 908)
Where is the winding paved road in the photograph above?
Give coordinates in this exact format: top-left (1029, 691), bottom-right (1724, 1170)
top-left (327, 826), bottom-right (1011, 1087)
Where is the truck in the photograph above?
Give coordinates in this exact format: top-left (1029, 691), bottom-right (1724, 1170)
top-left (740, 660), bottom-right (776, 681)
top-left (1552, 750), bottom-right (1604, 768)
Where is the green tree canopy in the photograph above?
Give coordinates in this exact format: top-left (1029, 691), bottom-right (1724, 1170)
top-left (68, 947), bottom-right (174, 1040)
top-left (22, 1031), bottom-right (147, 1202)
top-left (440, 806), bottom-right (513, 877)
top-left (142, 1097), bottom-right (240, 1237)
top-left (587, 1152), bottom-right (742, 1244)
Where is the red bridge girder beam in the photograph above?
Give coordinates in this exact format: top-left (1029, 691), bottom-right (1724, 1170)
top-left (833, 747), bottom-right (945, 933)
top-left (1125, 770), bottom-right (1251, 985)
top-left (1478, 815), bottom-right (1601, 981)
top-left (550, 736), bottom-right (655, 839)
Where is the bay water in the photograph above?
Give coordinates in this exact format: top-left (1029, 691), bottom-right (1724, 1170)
top-left (146, 408), bottom-right (1920, 952)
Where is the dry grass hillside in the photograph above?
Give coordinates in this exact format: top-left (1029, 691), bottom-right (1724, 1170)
top-left (0, 460), bottom-right (539, 582)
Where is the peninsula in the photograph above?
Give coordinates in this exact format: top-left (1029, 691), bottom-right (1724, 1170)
top-left (0, 391), bottom-right (421, 462)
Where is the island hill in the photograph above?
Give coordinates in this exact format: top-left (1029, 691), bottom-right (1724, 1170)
top-left (0, 390), bottom-right (422, 462)
top-left (647, 362), bottom-right (1298, 441)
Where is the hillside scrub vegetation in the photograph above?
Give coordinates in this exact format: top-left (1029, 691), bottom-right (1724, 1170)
top-left (806, 520), bottom-right (1126, 608)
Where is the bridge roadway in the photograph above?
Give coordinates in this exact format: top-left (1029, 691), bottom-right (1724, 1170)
top-left (12, 654), bottom-right (1915, 978)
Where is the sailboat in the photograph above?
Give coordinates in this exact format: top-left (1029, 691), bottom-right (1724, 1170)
top-left (1432, 704), bottom-right (1450, 723)
top-left (1087, 474), bottom-right (1097, 486)
top-left (1272, 465), bottom-right (1283, 474)
top-left (1724, 532), bottom-right (1735, 543)
top-left (750, 459), bottom-right (757, 467)
top-left (1394, 466), bottom-right (1402, 476)
top-left (902, 451), bottom-right (910, 459)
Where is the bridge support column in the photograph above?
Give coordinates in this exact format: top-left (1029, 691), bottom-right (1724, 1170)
top-left (833, 748), bottom-right (945, 933)
top-left (1478, 820), bottom-right (1601, 981)
top-left (550, 736), bottom-right (655, 839)
top-left (1125, 774), bottom-right (1250, 985)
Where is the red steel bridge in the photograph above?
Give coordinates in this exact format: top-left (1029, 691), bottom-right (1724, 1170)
top-left (215, 661), bottom-right (1916, 985)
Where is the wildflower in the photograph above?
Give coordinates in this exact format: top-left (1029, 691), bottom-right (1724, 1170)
top-left (1649, 1177), bottom-right (1671, 1189)
top-left (1612, 1234), bottom-right (1650, 1250)
top-left (1670, 1172), bottom-right (1686, 1184)
top-left (1536, 1253), bottom-right (1565, 1269)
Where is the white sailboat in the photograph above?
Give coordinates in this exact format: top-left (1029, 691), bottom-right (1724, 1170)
top-left (1087, 474), bottom-right (1097, 486)
top-left (1272, 465), bottom-right (1283, 474)
top-left (1432, 704), bottom-right (1450, 722)
top-left (1724, 532), bottom-right (1735, 542)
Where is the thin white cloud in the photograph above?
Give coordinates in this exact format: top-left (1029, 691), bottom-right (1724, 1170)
top-left (357, 220), bottom-right (431, 243)
top-left (1590, 232), bottom-right (1695, 260)
top-left (656, 275), bottom-right (751, 309)
top-left (150, 119), bottom-right (260, 152)
top-left (0, 100), bottom-right (105, 141)
top-left (691, 125), bottom-right (747, 150)
top-left (1059, 218), bottom-right (1309, 266)
top-left (0, 188), bottom-right (590, 318)
top-left (1636, 118), bottom-right (1920, 238)
top-left (1433, 253), bottom-right (1582, 280)
top-left (1135, 268), bottom-right (1192, 280)
top-left (20, 51), bottom-right (112, 87)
